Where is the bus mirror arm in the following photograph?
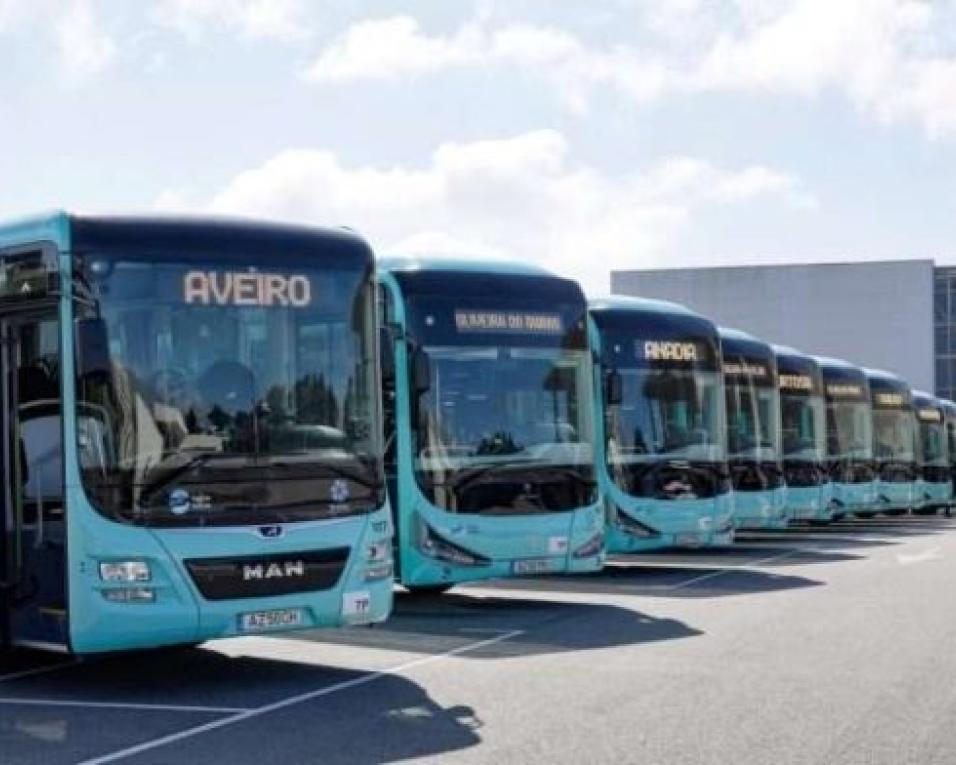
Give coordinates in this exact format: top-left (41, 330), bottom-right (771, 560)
top-left (379, 326), bottom-right (396, 386)
top-left (605, 369), bottom-right (623, 407)
top-left (412, 347), bottom-right (431, 395)
top-left (74, 317), bottom-right (112, 379)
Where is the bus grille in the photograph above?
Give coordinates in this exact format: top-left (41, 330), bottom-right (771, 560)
top-left (184, 548), bottom-right (351, 601)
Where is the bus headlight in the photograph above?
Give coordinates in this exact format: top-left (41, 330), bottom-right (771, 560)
top-left (366, 540), bottom-right (390, 563)
top-left (418, 521), bottom-right (490, 567)
top-left (99, 561), bottom-right (151, 583)
top-left (613, 509), bottom-right (660, 539)
top-left (572, 532), bottom-right (604, 559)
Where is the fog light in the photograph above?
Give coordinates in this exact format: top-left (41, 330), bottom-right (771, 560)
top-left (364, 563), bottom-right (393, 581)
top-left (102, 587), bottom-right (155, 603)
top-left (573, 532), bottom-right (604, 559)
top-left (99, 561), bottom-right (150, 583)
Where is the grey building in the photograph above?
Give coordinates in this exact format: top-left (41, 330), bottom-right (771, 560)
top-left (611, 260), bottom-right (943, 395)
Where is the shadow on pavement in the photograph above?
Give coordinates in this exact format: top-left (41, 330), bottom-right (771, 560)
top-left (309, 594), bottom-right (701, 658)
top-left (0, 649), bottom-right (481, 765)
top-left (477, 558), bottom-right (824, 600)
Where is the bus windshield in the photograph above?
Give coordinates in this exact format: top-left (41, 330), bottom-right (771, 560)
top-left (74, 250), bottom-right (383, 526)
top-left (780, 392), bottom-right (825, 461)
top-left (919, 418), bottom-right (948, 466)
top-left (827, 400), bottom-right (873, 460)
top-left (402, 279), bottom-right (594, 515)
top-left (606, 368), bottom-right (724, 464)
top-left (873, 409), bottom-right (916, 462)
top-left (725, 380), bottom-right (779, 461)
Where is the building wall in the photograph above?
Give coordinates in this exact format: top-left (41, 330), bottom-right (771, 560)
top-left (611, 260), bottom-right (935, 391)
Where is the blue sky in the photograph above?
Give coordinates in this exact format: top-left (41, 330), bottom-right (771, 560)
top-left (4, 0), bottom-right (956, 293)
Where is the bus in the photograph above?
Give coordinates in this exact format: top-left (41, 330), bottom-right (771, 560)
top-left (940, 398), bottom-right (956, 515)
top-left (719, 328), bottom-right (787, 530)
top-left (912, 390), bottom-right (953, 515)
top-left (0, 213), bottom-right (393, 654)
top-left (377, 258), bottom-right (604, 591)
top-left (814, 357), bottom-right (876, 520)
top-left (863, 369), bottom-right (917, 517)
top-left (772, 346), bottom-right (831, 523)
top-left (589, 297), bottom-right (732, 552)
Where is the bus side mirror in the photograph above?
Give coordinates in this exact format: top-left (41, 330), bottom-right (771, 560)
top-left (605, 370), bottom-right (622, 407)
top-left (74, 318), bottom-right (112, 378)
top-left (412, 347), bottom-right (431, 395)
top-left (379, 326), bottom-right (395, 386)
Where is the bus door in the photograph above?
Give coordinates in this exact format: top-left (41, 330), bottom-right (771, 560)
top-left (0, 315), bottom-right (69, 651)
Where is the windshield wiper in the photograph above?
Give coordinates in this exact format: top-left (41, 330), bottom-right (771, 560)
top-left (137, 452), bottom-right (228, 506)
top-left (265, 456), bottom-right (382, 490)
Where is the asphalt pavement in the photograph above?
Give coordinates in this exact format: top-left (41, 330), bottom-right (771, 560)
top-left (2, 515), bottom-right (955, 765)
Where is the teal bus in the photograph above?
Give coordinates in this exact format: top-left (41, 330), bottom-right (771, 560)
top-left (912, 390), bottom-right (953, 514)
top-left (814, 357), bottom-right (876, 520)
top-left (1, 213), bottom-right (393, 654)
top-left (941, 398), bottom-right (956, 515)
top-left (863, 369), bottom-right (917, 517)
top-left (719, 328), bottom-right (787, 530)
top-left (377, 258), bottom-right (604, 592)
top-left (589, 297), bottom-right (732, 552)
top-left (773, 346), bottom-right (832, 523)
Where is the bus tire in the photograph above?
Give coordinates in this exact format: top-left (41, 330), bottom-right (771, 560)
top-left (404, 584), bottom-right (454, 596)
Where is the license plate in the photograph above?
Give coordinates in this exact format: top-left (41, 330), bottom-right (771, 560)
top-left (513, 558), bottom-right (553, 575)
top-left (675, 533), bottom-right (702, 547)
top-left (239, 608), bottom-right (303, 632)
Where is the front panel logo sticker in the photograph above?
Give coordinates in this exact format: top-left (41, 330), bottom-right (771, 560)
top-left (331, 479), bottom-right (350, 504)
top-left (169, 488), bottom-right (191, 515)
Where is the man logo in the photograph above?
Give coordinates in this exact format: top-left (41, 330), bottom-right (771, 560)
top-left (242, 561), bottom-right (306, 581)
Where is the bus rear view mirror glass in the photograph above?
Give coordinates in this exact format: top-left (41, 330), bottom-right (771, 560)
top-left (74, 317), bottom-right (112, 379)
top-left (412, 347), bottom-right (431, 395)
top-left (380, 326), bottom-right (395, 385)
top-left (605, 369), bottom-right (623, 407)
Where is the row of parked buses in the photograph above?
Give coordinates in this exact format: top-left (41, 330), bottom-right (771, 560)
top-left (0, 213), bottom-right (951, 656)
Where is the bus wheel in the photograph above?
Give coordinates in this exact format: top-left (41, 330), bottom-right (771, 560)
top-left (404, 584), bottom-right (454, 596)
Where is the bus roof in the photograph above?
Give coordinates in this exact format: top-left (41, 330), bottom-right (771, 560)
top-left (718, 326), bottom-right (775, 358)
top-left (378, 255), bottom-right (555, 278)
top-left (912, 389), bottom-right (942, 406)
top-left (588, 295), bottom-right (704, 319)
top-left (863, 368), bottom-right (908, 384)
top-left (0, 210), bottom-right (70, 250)
top-left (812, 355), bottom-right (861, 371)
top-left (0, 212), bottom-right (371, 258)
top-left (771, 343), bottom-right (805, 357)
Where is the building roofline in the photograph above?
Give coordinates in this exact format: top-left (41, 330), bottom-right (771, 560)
top-left (612, 257), bottom-right (936, 276)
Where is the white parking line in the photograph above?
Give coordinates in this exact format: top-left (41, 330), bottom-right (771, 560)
top-left (79, 628), bottom-right (525, 765)
top-left (651, 549), bottom-right (801, 591)
top-left (0, 660), bottom-right (78, 683)
top-left (0, 697), bottom-right (248, 714)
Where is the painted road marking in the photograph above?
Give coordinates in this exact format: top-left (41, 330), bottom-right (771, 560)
top-left (896, 546), bottom-right (943, 565)
top-left (0, 697), bottom-right (248, 713)
top-left (79, 628), bottom-right (525, 765)
top-left (0, 660), bottom-right (78, 684)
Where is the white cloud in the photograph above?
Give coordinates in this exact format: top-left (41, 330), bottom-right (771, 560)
top-left (54, 0), bottom-right (116, 82)
top-left (151, 0), bottom-right (311, 42)
top-left (303, 15), bottom-right (667, 111)
top-left (303, 2), bottom-right (956, 135)
top-left (156, 130), bottom-right (815, 294)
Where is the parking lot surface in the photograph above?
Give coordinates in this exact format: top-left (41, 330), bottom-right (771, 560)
top-left (3, 516), bottom-right (956, 765)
